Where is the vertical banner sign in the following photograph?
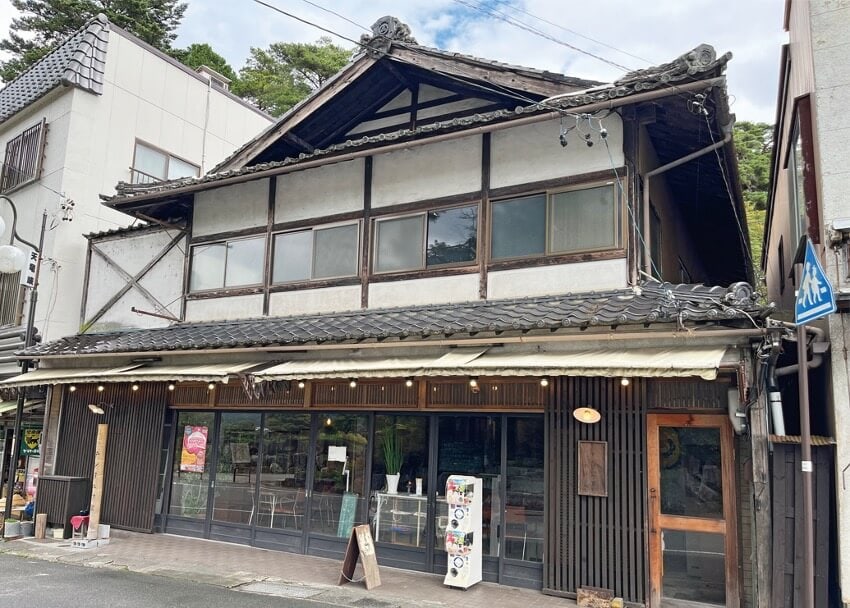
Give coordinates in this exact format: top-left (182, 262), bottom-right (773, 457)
top-left (20, 426), bottom-right (42, 456)
top-left (19, 248), bottom-right (38, 288)
top-left (180, 426), bottom-right (208, 473)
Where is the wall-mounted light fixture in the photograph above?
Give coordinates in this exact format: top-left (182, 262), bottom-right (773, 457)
top-left (87, 402), bottom-right (114, 415)
top-left (573, 406), bottom-right (601, 424)
top-left (131, 383), bottom-right (140, 391)
top-left (540, 378), bottom-right (549, 387)
top-left (297, 380), bottom-right (305, 389)
top-left (207, 383), bottom-right (215, 391)
top-left (349, 379), bottom-right (357, 389)
top-left (68, 385), bottom-right (77, 392)
top-left (620, 377), bottom-right (630, 387)
top-left (97, 385), bottom-right (105, 392)
top-left (405, 378), bottom-right (414, 388)
top-left (167, 383), bottom-right (176, 391)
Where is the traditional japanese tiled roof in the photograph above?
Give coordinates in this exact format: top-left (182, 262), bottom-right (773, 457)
top-left (0, 14), bottom-right (109, 124)
top-left (22, 282), bottom-right (769, 358)
top-left (102, 38), bottom-right (731, 205)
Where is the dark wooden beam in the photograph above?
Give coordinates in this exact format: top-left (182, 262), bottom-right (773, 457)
top-left (283, 132), bottom-right (315, 154)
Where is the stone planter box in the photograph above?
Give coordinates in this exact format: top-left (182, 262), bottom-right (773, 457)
top-left (3, 520), bottom-right (21, 538)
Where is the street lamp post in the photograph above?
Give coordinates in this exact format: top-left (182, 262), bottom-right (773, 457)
top-left (0, 195), bottom-right (46, 520)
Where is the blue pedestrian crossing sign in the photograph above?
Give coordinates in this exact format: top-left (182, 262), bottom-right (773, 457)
top-left (795, 239), bottom-right (836, 325)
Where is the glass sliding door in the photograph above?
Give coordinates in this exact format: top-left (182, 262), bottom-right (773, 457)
top-left (647, 414), bottom-right (738, 608)
top-left (311, 413), bottom-right (369, 537)
top-left (504, 417), bottom-right (544, 562)
top-left (168, 411), bottom-right (215, 519)
top-left (436, 415), bottom-right (502, 557)
top-left (256, 413), bottom-right (311, 531)
top-left (211, 412), bottom-right (261, 525)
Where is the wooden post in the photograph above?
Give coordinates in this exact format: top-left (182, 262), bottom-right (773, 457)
top-left (87, 423), bottom-right (108, 540)
top-left (750, 376), bottom-right (773, 608)
top-left (34, 513), bottom-right (47, 539)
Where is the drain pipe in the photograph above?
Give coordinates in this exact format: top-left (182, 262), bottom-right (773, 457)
top-left (642, 123), bottom-right (733, 278)
top-left (768, 323), bottom-right (829, 436)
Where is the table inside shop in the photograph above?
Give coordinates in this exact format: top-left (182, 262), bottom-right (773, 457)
top-left (374, 493), bottom-right (427, 546)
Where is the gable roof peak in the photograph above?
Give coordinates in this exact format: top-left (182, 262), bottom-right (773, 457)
top-left (360, 16), bottom-right (417, 56)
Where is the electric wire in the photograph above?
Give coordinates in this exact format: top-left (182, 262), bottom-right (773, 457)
top-left (450, 0), bottom-right (633, 72)
top-left (297, 0), bottom-right (370, 33)
top-left (489, 0), bottom-right (653, 66)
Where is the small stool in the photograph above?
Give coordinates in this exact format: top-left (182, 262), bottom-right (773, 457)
top-left (70, 515), bottom-right (89, 539)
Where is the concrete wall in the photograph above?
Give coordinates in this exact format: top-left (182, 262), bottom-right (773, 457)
top-left (0, 26), bottom-right (272, 342)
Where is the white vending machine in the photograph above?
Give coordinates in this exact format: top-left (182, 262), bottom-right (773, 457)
top-left (443, 475), bottom-right (483, 589)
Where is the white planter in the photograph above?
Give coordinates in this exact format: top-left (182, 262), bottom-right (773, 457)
top-left (386, 473), bottom-right (401, 494)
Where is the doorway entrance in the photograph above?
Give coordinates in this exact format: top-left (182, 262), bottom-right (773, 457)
top-left (647, 414), bottom-right (739, 608)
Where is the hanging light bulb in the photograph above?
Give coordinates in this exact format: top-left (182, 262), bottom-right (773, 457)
top-left (97, 385), bottom-right (105, 392)
top-left (207, 383), bottom-right (215, 390)
top-left (167, 384), bottom-right (176, 391)
top-left (297, 380), bottom-right (305, 389)
top-left (540, 378), bottom-right (549, 387)
top-left (621, 377), bottom-right (630, 387)
top-left (131, 383), bottom-right (140, 391)
top-left (349, 379), bottom-right (357, 389)
top-left (68, 385), bottom-right (77, 392)
top-left (405, 378), bottom-right (414, 388)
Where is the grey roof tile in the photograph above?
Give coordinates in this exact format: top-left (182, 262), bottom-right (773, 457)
top-left (23, 282), bottom-right (770, 358)
top-left (0, 14), bottom-right (109, 124)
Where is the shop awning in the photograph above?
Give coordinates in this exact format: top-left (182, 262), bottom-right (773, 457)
top-left (0, 362), bottom-right (263, 388)
top-left (253, 346), bottom-right (729, 382)
top-left (254, 349), bottom-right (487, 381)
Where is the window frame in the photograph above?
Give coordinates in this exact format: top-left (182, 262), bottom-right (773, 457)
top-left (131, 139), bottom-right (200, 184)
top-left (371, 202), bottom-right (481, 275)
top-left (489, 180), bottom-right (623, 263)
top-left (271, 220), bottom-right (362, 285)
top-left (1, 118), bottom-right (47, 194)
top-left (188, 234), bottom-right (266, 293)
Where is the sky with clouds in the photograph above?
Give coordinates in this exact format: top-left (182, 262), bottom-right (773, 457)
top-left (1, 0), bottom-right (787, 122)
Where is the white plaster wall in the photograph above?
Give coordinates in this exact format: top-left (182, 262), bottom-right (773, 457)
top-left (84, 229), bottom-right (184, 330)
top-left (417, 98), bottom-right (491, 121)
top-left (184, 294), bottom-right (264, 322)
top-left (269, 285), bottom-right (361, 316)
top-left (193, 178), bottom-right (269, 236)
top-left (368, 274), bottom-right (480, 309)
top-left (371, 136), bottom-right (482, 207)
top-left (810, 1), bottom-right (850, 601)
top-left (490, 116), bottom-right (624, 189)
top-left (275, 159), bottom-right (364, 223)
top-left (487, 258), bottom-right (628, 299)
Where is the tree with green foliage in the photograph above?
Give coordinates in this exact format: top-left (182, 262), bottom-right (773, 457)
top-left (734, 121), bottom-right (773, 280)
top-left (232, 37), bottom-right (352, 117)
top-left (1, 0), bottom-right (187, 82)
top-left (170, 43), bottom-right (238, 83)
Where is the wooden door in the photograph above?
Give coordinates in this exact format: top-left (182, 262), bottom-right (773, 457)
top-left (647, 414), bottom-right (738, 608)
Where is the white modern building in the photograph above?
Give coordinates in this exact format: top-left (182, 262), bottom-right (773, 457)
top-left (0, 13), bottom-right (272, 351)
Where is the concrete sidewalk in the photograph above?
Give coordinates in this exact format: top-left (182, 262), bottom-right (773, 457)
top-left (0, 530), bottom-right (576, 608)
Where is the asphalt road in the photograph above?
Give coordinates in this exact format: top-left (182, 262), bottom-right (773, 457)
top-left (0, 554), bottom-right (349, 607)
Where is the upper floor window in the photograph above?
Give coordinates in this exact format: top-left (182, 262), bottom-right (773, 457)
top-left (788, 117), bottom-right (806, 246)
top-left (189, 236), bottom-right (265, 292)
top-left (1, 119), bottom-right (46, 193)
top-left (132, 141), bottom-right (199, 184)
top-left (273, 222), bottom-right (359, 283)
top-left (374, 204), bottom-right (478, 273)
top-left (491, 183), bottom-right (619, 261)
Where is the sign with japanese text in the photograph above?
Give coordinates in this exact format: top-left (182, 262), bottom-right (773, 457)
top-left (20, 425), bottom-right (42, 456)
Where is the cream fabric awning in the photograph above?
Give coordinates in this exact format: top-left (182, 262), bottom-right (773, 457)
top-left (253, 346), bottom-right (727, 382)
top-left (0, 362), bottom-right (262, 388)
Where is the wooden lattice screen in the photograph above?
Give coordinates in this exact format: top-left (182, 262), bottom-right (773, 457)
top-left (544, 376), bottom-right (648, 603)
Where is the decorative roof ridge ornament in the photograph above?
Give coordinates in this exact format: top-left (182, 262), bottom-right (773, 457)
top-left (360, 16), bottom-right (417, 57)
top-left (614, 44), bottom-right (731, 89)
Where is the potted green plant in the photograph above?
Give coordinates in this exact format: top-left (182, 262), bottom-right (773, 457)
top-left (381, 427), bottom-right (403, 494)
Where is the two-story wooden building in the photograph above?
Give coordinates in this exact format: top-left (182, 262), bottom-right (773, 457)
top-left (5, 18), bottom-right (773, 608)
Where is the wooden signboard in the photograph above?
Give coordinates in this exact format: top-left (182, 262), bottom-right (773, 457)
top-left (338, 524), bottom-right (381, 590)
top-left (578, 440), bottom-right (608, 497)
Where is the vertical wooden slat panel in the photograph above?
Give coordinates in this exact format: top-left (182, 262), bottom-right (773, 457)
top-left (544, 376), bottom-right (647, 604)
top-left (53, 383), bottom-right (166, 532)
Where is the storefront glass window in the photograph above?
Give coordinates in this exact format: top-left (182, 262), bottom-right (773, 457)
top-left (211, 412), bottom-right (261, 525)
top-left (169, 411), bottom-right (214, 519)
top-left (311, 413), bottom-right (368, 537)
top-left (659, 427), bottom-right (723, 518)
top-left (371, 415), bottom-right (429, 547)
top-left (256, 413), bottom-right (311, 531)
top-left (505, 417), bottom-right (544, 562)
top-left (437, 415), bottom-right (501, 557)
